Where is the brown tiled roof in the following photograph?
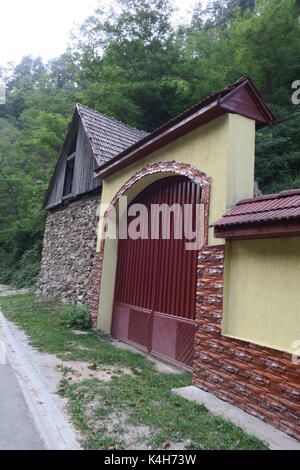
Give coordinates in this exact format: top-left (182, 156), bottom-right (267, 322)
top-left (213, 189), bottom-right (300, 228)
top-left (77, 103), bottom-right (148, 166)
top-left (143, 75), bottom-right (276, 139)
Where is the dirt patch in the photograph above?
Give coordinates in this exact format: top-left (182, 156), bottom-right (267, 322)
top-left (153, 360), bottom-right (183, 374)
top-left (92, 411), bottom-right (153, 449)
top-left (57, 361), bottom-right (133, 383)
top-left (72, 330), bottom-right (89, 336)
top-left (111, 413), bottom-right (152, 450)
top-left (0, 284), bottom-right (31, 297)
top-left (87, 409), bottom-right (190, 450)
top-left (111, 339), bottom-right (183, 375)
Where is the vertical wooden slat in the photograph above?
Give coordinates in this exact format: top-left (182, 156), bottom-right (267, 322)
top-left (180, 181), bottom-right (191, 316)
top-left (183, 182), bottom-right (194, 318)
top-left (114, 176), bottom-right (201, 319)
top-left (189, 183), bottom-right (202, 319)
top-left (169, 180), bottom-right (181, 315)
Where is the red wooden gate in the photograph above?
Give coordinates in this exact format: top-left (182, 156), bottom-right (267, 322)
top-left (112, 176), bottom-right (201, 369)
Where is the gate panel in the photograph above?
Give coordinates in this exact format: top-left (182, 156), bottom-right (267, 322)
top-left (111, 303), bottom-right (130, 341)
top-left (176, 320), bottom-right (196, 368)
top-left (151, 314), bottom-right (177, 361)
top-left (112, 176), bottom-right (201, 369)
top-left (128, 308), bottom-right (152, 351)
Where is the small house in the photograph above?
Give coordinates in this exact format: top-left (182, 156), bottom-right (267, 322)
top-left (40, 77), bottom-right (300, 441)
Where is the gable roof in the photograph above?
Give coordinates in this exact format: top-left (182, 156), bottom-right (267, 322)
top-left (76, 104), bottom-right (148, 166)
top-left (43, 104), bottom-right (147, 208)
top-left (213, 189), bottom-right (300, 239)
top-left (95, 76), bottom-right (276, 179)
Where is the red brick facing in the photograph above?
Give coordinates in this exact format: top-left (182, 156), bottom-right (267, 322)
top-left (89, 251), bottom-right (104, 328)
top-left (193, 245), bottom-right (300, 441)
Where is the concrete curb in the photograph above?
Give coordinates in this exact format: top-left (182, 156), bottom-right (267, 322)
top-left (0, 310), bottom-right (81, 450)
top-left (172, 385), bottom-right (300, 451)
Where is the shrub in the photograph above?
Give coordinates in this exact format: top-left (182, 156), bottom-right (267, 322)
top-left (60, 304), bottom-right (91, 331)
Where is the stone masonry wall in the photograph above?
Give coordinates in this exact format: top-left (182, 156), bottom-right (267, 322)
top-left (194, 245), bottom-right (300, 441)
top-left (37, 195), bottom-right (100, 305)
top-left (90, 251), bottom-right (104, 328)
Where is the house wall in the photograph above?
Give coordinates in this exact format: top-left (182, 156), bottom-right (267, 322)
top-left (93, 113), bottom-right (256, 332)
top-left (222, 237), bottom-right (300, 355)
top-left (97, 114), bottom-right (255, 250)
top-left (194, 245), bottom-right (300, 441)
top-left (37, 195), bottom-right (100, 305)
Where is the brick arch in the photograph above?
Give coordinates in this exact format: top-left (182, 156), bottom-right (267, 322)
top-left (90, 161), bottom-right (211, 328)
top-left (102, 161), bottom-right (211, 248)
top-left (109, 161), bottom-right (210, 209)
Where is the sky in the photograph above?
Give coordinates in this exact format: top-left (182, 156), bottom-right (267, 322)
top-left (0, 0), bottom-right (204, 67)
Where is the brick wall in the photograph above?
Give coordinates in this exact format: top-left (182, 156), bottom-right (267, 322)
top-left (194, 245), bottom-right (300, 441)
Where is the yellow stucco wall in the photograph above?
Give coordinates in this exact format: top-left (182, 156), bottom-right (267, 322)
top-left (96, 113), bottom-right (256, 331)
top-left (222, 238), bottom-right (300, 355)
top-left (97, 113), bottom-right (255, 249)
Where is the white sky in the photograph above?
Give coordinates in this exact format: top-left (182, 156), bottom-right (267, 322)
top-left (0, 0), bottom-right (204, 67)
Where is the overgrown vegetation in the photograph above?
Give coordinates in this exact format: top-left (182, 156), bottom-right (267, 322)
top-left (1, 0), bottom-right (300, 285)
top-left (0, 293), bottom-right (267, 450)
top-left (60, 304), bottom-right (91, 331)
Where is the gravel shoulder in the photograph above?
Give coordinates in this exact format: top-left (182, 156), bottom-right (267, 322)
top-left (3, 316), bottom-right (82, 445)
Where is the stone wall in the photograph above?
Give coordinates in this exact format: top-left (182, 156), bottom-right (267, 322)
top-left (194, 245), bottom-right (300, 441)
top-left (37, 195), bottom-right (100, 305)
top-left (90, 251), bottom-right (104, 328)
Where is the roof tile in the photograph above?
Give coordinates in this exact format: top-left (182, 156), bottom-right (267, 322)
top-left (76, 103), bottom-right (148, 166)
top-left (213, 190), bottom-right (300, 228)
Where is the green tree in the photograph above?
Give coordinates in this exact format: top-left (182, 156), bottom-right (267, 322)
top-left (72, 0), bottom-right (195, 130)
top-left (1, 0), bottom-right (300, 287)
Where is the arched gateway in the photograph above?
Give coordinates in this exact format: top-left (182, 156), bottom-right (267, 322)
top-left (111, 176), bottom-right (202, 369)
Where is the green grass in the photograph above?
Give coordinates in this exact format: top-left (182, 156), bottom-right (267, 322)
top-left (0, 293), bottom-right (268, 450)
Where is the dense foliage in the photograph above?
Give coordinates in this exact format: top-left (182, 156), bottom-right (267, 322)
top-left (0, 0), bottom-right (300, 287)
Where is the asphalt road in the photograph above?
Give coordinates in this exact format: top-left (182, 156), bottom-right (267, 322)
top-left (0, 360), bottom-right (44, 450)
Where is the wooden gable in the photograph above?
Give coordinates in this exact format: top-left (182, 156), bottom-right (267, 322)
top-left (44, 110), bottom-right (101, 210)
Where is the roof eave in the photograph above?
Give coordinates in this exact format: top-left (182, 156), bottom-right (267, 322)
top-left (219, 79), bottom-right (276, 124)
top-left (95, 77), bottom-right (276, 180)
top-left (214, 220), bottom-right (300, 240)
top-left (95, 100), bottom-right (225, 179)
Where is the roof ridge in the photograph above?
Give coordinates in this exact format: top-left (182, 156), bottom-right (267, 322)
top-left (237, 188), bottom-right (300, 205)
top-left (95, 75), bottom-right (277, 178)
top-left (227, 204), bottom-right (300, 218)
top-left (76, 103), bottom-right (147, 136)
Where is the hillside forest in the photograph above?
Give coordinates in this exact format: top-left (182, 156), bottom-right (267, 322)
top-left (0, 0), bottom-right (300, 287)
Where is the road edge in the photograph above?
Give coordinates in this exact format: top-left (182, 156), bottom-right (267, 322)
top-left (0, 310), bottom-right (81, 450)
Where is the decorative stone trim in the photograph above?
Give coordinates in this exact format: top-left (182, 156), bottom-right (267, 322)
top-left (99, 161), bottom-right (211, 252)
top-left (193, 245), bottom-right (300, 441)
top-left (109, 161), bottom-right (211, 208)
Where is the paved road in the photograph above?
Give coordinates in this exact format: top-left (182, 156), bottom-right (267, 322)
top-left (0, 359), bottom-right (44, 450)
